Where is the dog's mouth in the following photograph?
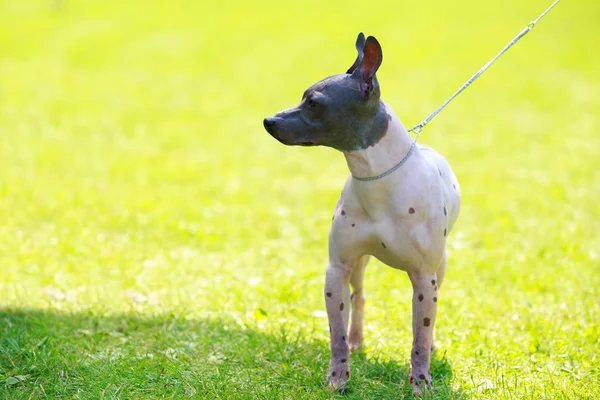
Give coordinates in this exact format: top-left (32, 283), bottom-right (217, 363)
top-left (269, 133), bottom-right (315, 147)
top-left (264, 115), bottom-right (317, 147)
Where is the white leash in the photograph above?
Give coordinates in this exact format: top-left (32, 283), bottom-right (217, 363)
top-left (353, 0), bottom-right (561, 182)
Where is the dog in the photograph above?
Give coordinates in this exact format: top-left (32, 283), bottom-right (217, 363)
top-left (263, 33), bottom-right (461, 394)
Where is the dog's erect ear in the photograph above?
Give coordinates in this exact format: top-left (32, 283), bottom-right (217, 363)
top-left (352, 36), bottom-right (383, 98)
top-left (346, 32), bottom-right (366, 74)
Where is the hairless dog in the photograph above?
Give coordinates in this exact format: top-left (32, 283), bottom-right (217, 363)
top-left (264, 33), bottom-right (461, 395)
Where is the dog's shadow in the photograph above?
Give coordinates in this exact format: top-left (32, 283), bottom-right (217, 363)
top-left (1, 307), bottom-right (467, 399)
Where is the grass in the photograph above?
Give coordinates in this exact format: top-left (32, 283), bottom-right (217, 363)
top-left (1, 0), bottom-right (599, 398)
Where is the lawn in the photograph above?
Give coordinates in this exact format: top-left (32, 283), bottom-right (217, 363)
top-left (1, 0), bottom-right (599, 398)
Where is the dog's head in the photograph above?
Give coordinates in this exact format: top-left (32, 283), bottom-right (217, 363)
top-left (263, 33), bottom-right (389, 152)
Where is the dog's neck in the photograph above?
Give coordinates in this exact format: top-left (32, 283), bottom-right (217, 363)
top-left (342, 102), bottom-right (414, 180)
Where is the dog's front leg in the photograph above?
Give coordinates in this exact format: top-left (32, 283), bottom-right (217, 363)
top-left (408, 270), bottom-right (438, 394)
top-left (324, 262), bottom-right (351, 390)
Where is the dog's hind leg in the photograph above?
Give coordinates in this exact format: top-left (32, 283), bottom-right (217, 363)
top-left (431, 250), bottom-right (447, 353)
top-left (436, 250), bottom-right (447, 289)
top-left (349, 255), bottom-right (370, 352)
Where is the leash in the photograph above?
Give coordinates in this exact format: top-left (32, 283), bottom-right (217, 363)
top-left (353, 0), bottom-right (561, 182)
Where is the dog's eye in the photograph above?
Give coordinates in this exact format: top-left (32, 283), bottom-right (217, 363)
top-left (308, 99), bottom-right (318, 108)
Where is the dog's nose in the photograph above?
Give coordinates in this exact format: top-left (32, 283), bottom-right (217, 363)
top-left (263, 117), bottom-right (276, 129)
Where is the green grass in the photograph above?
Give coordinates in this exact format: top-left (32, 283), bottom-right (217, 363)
top-left (1, 0), bottom-right (599, 398)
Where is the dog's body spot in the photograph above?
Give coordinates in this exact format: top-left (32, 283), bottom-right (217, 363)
top-left (326, 292), bottom-right (332, 297)
top-left (340, 303), bottom-right (344, 311)
top-left (418, 293), bottom-right (424, 301)
top-left (409, 207), bottom-right (415, 214)
top-left (433, 297), bottom-right (437, 302)
top-left (424, 318), bottom-right (431, 327)
top-left (381, 242), bottom-right (386, 248)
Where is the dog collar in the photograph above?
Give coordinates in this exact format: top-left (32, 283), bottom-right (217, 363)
top-left (352, 123), bottom-right (423, 182)
top-left (352, 141), bottom-right (417, 182)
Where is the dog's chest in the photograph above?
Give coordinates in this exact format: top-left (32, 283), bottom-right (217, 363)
top-left (331, 172), bottom-right (447, 271)
top-left (364, 192), bottom-right (447, 271)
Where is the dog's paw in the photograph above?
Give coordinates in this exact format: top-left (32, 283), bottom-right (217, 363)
top-left (326, 359), bottom-right (350, 391)
top-left (409, 372), bottom-right (433, 396)
top-left (348, 335), bottom-right (363, 352)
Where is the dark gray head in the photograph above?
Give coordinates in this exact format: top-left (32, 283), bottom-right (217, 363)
top-left (263, 33), bottom-right (389, 152)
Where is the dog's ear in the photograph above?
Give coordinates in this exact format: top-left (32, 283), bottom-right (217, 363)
top-left (352, 36), bottom-right (383, 99)
top-left (346, 32), bottom-right (366, 74)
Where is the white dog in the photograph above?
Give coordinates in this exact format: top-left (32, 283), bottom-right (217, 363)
top-left (264, 33), bottom-right (461, 394)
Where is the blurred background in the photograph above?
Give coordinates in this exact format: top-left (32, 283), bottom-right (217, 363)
top-left (1, 0), bottom-right (599, 398)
